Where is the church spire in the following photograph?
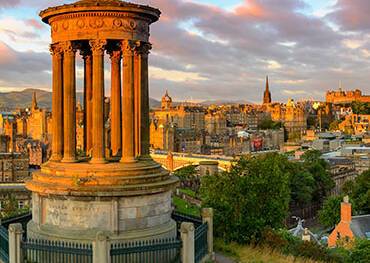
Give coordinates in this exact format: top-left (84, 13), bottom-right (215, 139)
top-left (263, 75), bottom-right (272, 104)
top-left (31, 91), bottom-right (38, 110)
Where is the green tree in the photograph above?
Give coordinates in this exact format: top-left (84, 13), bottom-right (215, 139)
top-left (351, 101), bottom-right (370, 114)
top-left (1, 194), bottom-right (19, 219)
top-left (301, 150), bottom-right (335, 202)
top-left (173, 165), bottom-right (197, 181)
top-left (258, 117), bottom-right (282, 130)
top-left (318, 195), bottom-right (342, 228)
top-left (343, 170), bottom-right (370, 214)
top-left (290, 169), bottom-right (315, 207)
top-left (201, 153), bottom-right (291, 243)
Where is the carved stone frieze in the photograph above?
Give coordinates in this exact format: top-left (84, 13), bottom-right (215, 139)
top-left (49, 13), bottom-right (150, 43)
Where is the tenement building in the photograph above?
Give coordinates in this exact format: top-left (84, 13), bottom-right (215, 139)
top-left (152, 90), bottom-right (206, 131)
top-left (26, 0), bottom-right (178, 244)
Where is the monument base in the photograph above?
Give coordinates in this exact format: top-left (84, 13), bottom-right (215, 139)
top-left (26, 159), bottom-right (179, 243)
top-left (27, 219), bottom-right (177, 243)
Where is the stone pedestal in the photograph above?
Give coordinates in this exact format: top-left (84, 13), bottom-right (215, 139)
top-left (27, 159), bottom-right (178, 243)
top-left (199, 161), bottom-right (219, 176)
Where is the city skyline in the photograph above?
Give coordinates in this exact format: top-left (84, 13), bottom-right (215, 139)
top-left (1, 0), bottom-right (370, 103)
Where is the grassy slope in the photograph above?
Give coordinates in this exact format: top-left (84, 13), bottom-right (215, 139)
top-left (215, 239), bottom-right (321, 263)
top-left (172, 196), bottom-right (200, 217)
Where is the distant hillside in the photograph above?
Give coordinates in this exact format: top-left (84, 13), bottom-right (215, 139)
top-left (0, 88), bottom-right (161, 110)
top-left (200, 99), bottom-right (254, 106)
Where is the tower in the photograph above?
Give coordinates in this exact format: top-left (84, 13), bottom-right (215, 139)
top-left (161, 90), bottom-right (173, 110)
top-left (263, 76), bottom-right (272, 104)
top-left (31, 91), bottom-right (38, 111)
top-left (26, 0), bottom-right (178, 244)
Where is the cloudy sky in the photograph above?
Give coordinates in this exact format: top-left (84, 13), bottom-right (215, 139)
top-left (0, 0), bottom-right (370, 103)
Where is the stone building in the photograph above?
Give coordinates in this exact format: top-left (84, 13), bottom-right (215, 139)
top-left (0, 152), bottom-right (29, 183)
top-left (152, 90), bottom-right (206, 131)
top-left (205, 111), bottom-right (227, 136)
top-left (339, 114), bottom-right (370, 135)
top-left (150, 118), bottom-right (176, 152)
top-left (326, 157), bottom-right (357, 195)
top-left (326, 89), bottom-right (370, 104)
top-left (26, 92), bottom-right (49, 141)
top-left (266, 99), bottom-right (307, 141)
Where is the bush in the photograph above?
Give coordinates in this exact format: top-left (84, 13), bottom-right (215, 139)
top-left (349, 239), bottom-right (370, 263)
top-left (260, 228), bottom-right (350, 263)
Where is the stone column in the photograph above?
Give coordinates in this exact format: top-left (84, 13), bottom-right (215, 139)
top-left (109, 50), bottom-right (122, 157)
top-left (50, 43), bottom-right (63, 161)
top-left (9, 223), bottom-right (23, 263)
top-left (202, 208), bottom-right (215, 260)
top-left (121, 40), bottom-right (136, 163)
top-left (93, 232), bottom-right (110, 263)
top-left (90, 39), bottom-right (107, 164)
top-left (134, 45), bottom-right (141, 157)
top-left (135, 42), bottom-right (152, 157)
top-left (180, 222), bottom-right (195, 263)
top-left (81, 49), bottom-right (93, 156)
top-left (61, 41), bottom-right (77, 163)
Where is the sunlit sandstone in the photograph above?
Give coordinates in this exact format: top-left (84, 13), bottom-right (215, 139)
top-left (26, 0), bottom-right (178, 242)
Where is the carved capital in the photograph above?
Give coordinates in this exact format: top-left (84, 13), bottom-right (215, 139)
top-left (89, 39), bottom-right (107, 55)
top-left (80, 48), bottom-right (92, 61)
top-left (108, 50), bottom-right (122, 63)
top-left (60, 41), bottom-right (77, 56)
top-left (121, 40), bottom-right (136, 56)
top-left (134, 41), bottom-right (152, 57)
top-left (49, 43), bottom-right (63, 58)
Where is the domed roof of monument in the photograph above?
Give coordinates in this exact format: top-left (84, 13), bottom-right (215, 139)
top-left (40, 0), bottom-right (161, 24)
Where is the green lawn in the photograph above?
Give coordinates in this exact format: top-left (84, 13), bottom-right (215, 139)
top-left (172, 196), bottom-right (201, 217)
top-left (178, 188), bottom-right (197, 198)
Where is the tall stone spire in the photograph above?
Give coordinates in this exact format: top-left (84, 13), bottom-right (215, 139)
top-left (263, 76), bottom-right (272, 104)
top-left (31, 91), bottom-right (38, 110)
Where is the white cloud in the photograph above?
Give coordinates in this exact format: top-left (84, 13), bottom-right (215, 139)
top-left (283, 89), bottom-right (307, 95)
top-left (149, 66), bottom-right (208, 82)
top-left (266, 60), bottom-right (282, 70)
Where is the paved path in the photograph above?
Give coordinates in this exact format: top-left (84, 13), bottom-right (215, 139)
top-left (215, 253), bottom-right (236, 263)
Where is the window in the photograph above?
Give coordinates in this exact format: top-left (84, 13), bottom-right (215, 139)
top-left (18, 201), bottom-right (24, 209)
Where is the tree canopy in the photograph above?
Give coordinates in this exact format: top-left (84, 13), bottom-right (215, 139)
top-left (342, 170), bottom-right (370, 215)
top-left (200, 150), bottom-right (334, 243)
top-left (351, 101), bottom-right (370, 114)
top-left (318, 195), bottom-right (342, 228)
top-left (258, 116), bottom-right (282, 130)
top-left (201, 153), bottom-right (291, 243)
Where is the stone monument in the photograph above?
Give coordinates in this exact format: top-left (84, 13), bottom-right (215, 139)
top-left (26, 0), bottom-right (178, 242)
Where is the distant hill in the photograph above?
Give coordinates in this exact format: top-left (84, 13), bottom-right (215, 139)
top-left (199, 99), bottom-right (254, 106)
top-left (0, 88), bottom-right (253, 110)
top-left (0, 88), bottom-right (161, 110)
